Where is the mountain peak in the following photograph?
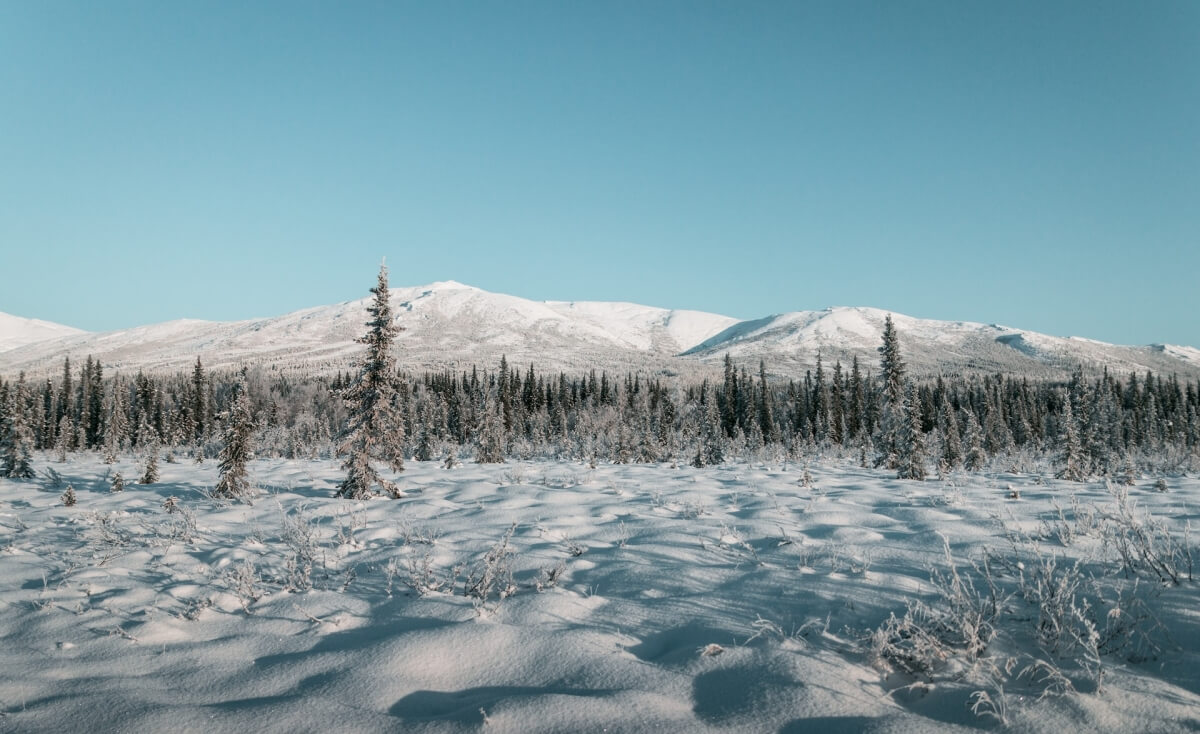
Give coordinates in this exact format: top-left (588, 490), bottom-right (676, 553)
top-left (0, 311), bottom-right (87, 353)
top-left (424, 280), bottom-right (477, 291)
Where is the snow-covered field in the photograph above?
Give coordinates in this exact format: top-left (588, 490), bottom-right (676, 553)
top-left (2, 456), bottom-right (1198, 733)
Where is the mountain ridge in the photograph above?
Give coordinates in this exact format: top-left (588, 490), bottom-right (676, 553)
top-left (1, 283), bottom-right (1197, 379)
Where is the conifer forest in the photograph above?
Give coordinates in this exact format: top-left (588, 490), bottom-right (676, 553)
top-left (4, 324), bottom-right (1198, 485)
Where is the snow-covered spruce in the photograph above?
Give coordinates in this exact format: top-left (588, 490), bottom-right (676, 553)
top-left (213, 373), bottom-right (256, 501)
top-left (0, 372), bottom-right (36, 478)
top-left (336, 263), bottom-right (406, 499)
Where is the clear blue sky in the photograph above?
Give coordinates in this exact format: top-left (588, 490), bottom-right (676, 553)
top-left (2, 1), bottom-right (1197, 346)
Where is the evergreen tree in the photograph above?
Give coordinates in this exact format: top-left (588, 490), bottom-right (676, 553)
top-left (829, 361), bottom-right (845, 445)
top-left (336, 263), bottom-right (406, 499)
top-left (191, 357), bottom-right (208, 444)
top-left (634, 392), bottom-right (660, 463)
top-left (77, 357), bottom-right (93, 447)
top-left (214, 375), bottom-right (256, 500)
top-left (758, 360), bottom-right (779, 444)
top-left (813, 353), bottom-right (828, 441)
top-left (476, 390), bottom-right (506, 463)
top-left (54, 415), bottom-right (72, 463)
top-left (693, 381), bottom-right (724, 467)
top-left (657, 388), bottom-right (678, 460)
top-left (983, 393), bottom-right (1014, 455)
top-left (86, 359), bottom-right (104, 448)
top-left (56, 357), bottom-right (72, 435)
top-left (848, 356), bottom-right (865, 440)
top-left (938, 391), bottom-right (962, 469)
top-left (879, 315), bottom-right (906, 406)
top-left (720, 354), bottom-right (737, 436)
top-left (895, 381), bottom-right (927, 480)
top-left (877, 314), bottom-right (908, 468)
top-left (0, 374), bottom-right (35, 478)
top-left (1057, 397), bottom-right (1087, 481)
top-left (415, 399), bottom-right (438, 461)
top-left (140, 440), bottom-right (160, 484)
top-left (102, 377), bottom-right (130, 464)
top-left (497, 355), bottom-right (511, 433)
top-left (38, 379), bottom-right (53, 450)
top-left (963, 410), bottom-right (987, 471)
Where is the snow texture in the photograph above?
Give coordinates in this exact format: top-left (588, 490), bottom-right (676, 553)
top-left (1, 455), bottom-right (1198, 732)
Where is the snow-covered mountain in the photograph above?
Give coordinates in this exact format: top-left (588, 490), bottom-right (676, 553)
top-left (0, 312), bottom-right (86, 353)
top-left (683, 307), bottom-right (1200, 378)
top-left (0, 282), bottom-right (739, 377)
top-left (0, 283), bottom-right (1197, 379)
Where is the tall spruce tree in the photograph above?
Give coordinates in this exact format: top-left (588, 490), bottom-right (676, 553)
top-left (1057, 397), bottom-right (1087, 481)
top-left (87, 360), bottom-right (104, 448)
top-left (140, 439), bottom-right (160, 484)
top-left (77, 357), bottom-right (93, 448)
top-left (895, 381), bottom-right (928, 480)
top-left (877, 314), bottom-right (908, 468)
top-left (102, 377), bottom-right (129, 464)
top-left (720, 354), bottom-right (737, 436)
top-left (829, 361), bottom-right (846, 445)
top-left (1, 374), bottom-right (35, 478)
top-left (813, 353), bottom-right (828, 441)
top-left (693, 381), bottom-right (725, 467)
top-left (476, 390), bottom-right (506, 463)
top-left (415, 399), bottom-right (438, 461)
top-left (191, 357), bottom-right (208, 444)
top-left (214, 374), bottom-right (256, 500)
top-left (938, 391), bottom-right (962, 469)
top-left (336, 263), bottom-right (406, 499)
top-left (54, 415), bottom-right (72, 462)
top-left (848, 356), bottom-right (865, 440)
top-left (879, 315), bottom-right (906, 407)
top-left (758, 360), bottom-right (779, 444)
top-left (38, 379), bottom-right (53, 450)
top-left (963, 410), bottom-right (987, 472)
top-left (56, 357), bottom-right (72, 434)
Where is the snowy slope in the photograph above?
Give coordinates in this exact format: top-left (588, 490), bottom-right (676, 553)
top-left (683, 306), bottom-right (1200, 378)
top-left (0, 289), bottom-right (1197, 379)
top-left (1152, 343), bottom-right (1200, 368)
top-left (0, 311), bottom-right (86, 353)
top-left (542, 299), bottom-right (740, 354)
top-left (0, 283), bottom-right (738, 377)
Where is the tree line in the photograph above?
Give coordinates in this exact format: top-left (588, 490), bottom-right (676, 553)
top-left (3, 268), bottom-right (1199, 491)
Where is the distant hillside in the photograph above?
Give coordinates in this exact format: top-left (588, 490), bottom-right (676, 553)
top-left (2, 283), bottom-right (1197, 380)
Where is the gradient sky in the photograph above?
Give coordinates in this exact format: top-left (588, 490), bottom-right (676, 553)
top-left (1, 1), bottom-right (1197, 346)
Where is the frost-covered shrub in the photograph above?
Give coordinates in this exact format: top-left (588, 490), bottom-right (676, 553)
top-left (279, 505), bottom-right (320, 592)
top-left (1105, 481), bottom-right (1192, 586)
top-left (464, 523), bottom-right (518, 611)
top-left (224, 560), bottom-right (263, 613)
